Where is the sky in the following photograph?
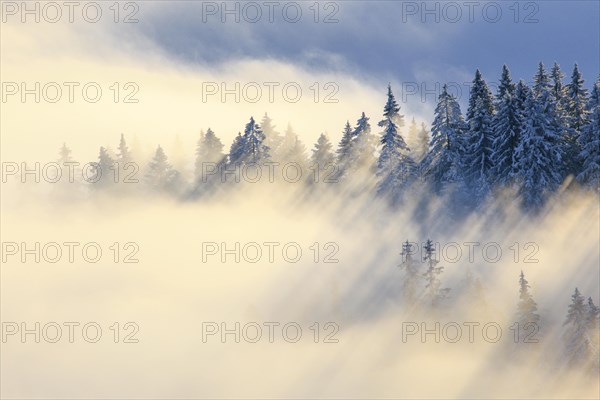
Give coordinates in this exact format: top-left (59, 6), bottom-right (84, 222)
top-left (134, 1), bottom-right (600, 94)
top-left (1, 0), bottom-right (599, 161)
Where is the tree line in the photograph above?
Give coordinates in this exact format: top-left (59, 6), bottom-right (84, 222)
top-left (56, 62), bottom-right (599, 210)
top-left (398, 240), bottom-right (599, 373)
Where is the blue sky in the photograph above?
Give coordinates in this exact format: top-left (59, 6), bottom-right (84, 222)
top-left (3, 0), bottom-right (598, 160)
top-left (135, 0), bottom-right (600, 96)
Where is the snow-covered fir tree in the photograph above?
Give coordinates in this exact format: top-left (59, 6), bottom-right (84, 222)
top-left (577, 77), bottom-right (600, 190)
top-left (58, 143), bottom-right (73, 164)
top-left (563, 288), bottom-right (592, 367)
top-left (376, 85), bottom-right (413, 195)
top-left (491, 66), bottom-right (522, 185)
top-left (565, 64), bottom-right (590, 134)
top-left (90, 146), bottom-right (116, 189)
top-left (564, 64), bottom-right (590, 176)
top-left (194, 128), bottom-right (225, 181)
top-left (532, 62), bottom-right (551, 98)
top-left (194, 130), bottom-right (206, 179)
top-left (336, 121), bottom-right (354, 171)
top-left (464, 69), bottom-right (495, 200)
top-left (228, 132), bottom-right (245, 166)
top-left (398, 240), bottom-right (421, 304)
top-left (56, 143), bottom-right (77, 185)
top-left (421, 239), bottom-right (450, 307)
top-left (515, 271), bottom-right (540, 343)
top-left (335, 112), bottom-right (378, 184)
top-left (203, 128), bottom-right (225, 163)
top-left (351, 112), bottom-right (378, 173)
top-left (240, 116), bottom-right (270, 164)
top-left (495, 65), bottom-right (516, 100)
top-left (117, 133), bottom-right (132, 164)
top-left (286, 135), bottom-right (309, 171)
top-left (550, 62), bottom-right (568, 126)
top-left (421, 84), bottom-right (467, 192)
top-left (514, 84), bottom-right (564, 209)
top-left (587, 297), bottom-right (600, 331)
top-left (310, 133), bottom-right (335, 171)
top-left (586, 297), bottom-right (600, 372)
top-left (105, 146), bottom-right (118, 162)
top-left (276, 124), bottom-right (300, 163)
top-left (115, 134), bottom-right (135, 188)
top-left (261, 113), bottom-right (283, 159)
top-left (145, 145), bottom-right (180, 192)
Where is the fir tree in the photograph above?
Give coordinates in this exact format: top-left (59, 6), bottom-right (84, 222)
top-left (195, 128), bottom-right (225, 181)
top-left (564, 64), bottom-right (590, 175)
top-left (56, 143), bottom-right (77, 187)
top-left (336, 121), bottom-right (354, 168)
top-left (310, 133), bottom-right (335, 170)
top-left (337, 112), bottom-right (378, 182)
top-left (286, 135), bottom-right (309, 170)
top-left (276, 124), bottom-right (297, 161)
top-left (241, 116), bottom-right (270, 164)
top-left (587, 297), bottom-right (600, 330)
top-left (421, 239), bottom-right (450, 307)
top-left (261, 113), bottom-right (283, 158)
top-left (496, 64), bottom-right (516, 100)
top-left (58, 143), bottom-right (73, 164)
top-left (194, 130), bottom-right (206, 179)
top-left (116, 133), bottom-right (132, 164)
top-left (515, 271), bottom-right (540, 343)
top-left (376, 85), bottom-right (412, 195)
top-left (145, 145), bottom-right (179, 192)
top-left (565, 64), bottom-right (590, 133)
top-left (421, 84), bottom-right (467, 192)
top-left (550, 62), bottom-right (566, 101)
top-left (377, 84), bottom-right (408, 172)
top-left (204, 128), bottom-right (225, 163)
top-left (228, 132), bottom-right (245, 166)
top-left (577, 77), bottom-right (600, 190)
top-left (532, 62), bottom-right (551, 98)
top-left (586, 297), bottom-right (600, 372)
top-left (351, 112), bottom-right (378, 172)
top-left (550, 62), bottom-right (568, 125)
top-left (491, 67), bottom-right (523, 185)
top-left (90, 146), bottom-right (115, 189)
top-left (514, 85), bottom-right (564, 210)
top-left (464, 69), bottom-right (495, 199)
top-left (563, 288), bottom-right (591, 366)
top-left (398, 240), bottom-right (420, 304)
top-left (115, 133), bottom-right (134, 187)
